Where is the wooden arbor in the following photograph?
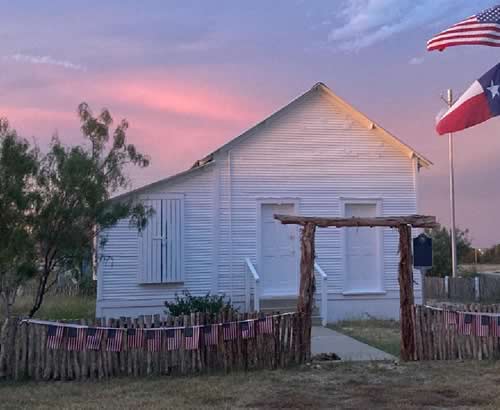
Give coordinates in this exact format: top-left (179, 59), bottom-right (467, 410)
top-left (274, 214), bottom-right (437, 361)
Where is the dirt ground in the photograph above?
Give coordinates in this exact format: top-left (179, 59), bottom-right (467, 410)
top-left (1, 360), bottom-right (500, 409)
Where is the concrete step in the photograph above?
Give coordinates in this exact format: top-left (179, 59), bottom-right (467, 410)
top-left (312, 316), bottom-right (323, 326)
top-left (259, 298), bottom-right (322, 325)
top-left (259, 298), bottom-right (298, 309)
top-left (260, 306), bottom-right (320, 315)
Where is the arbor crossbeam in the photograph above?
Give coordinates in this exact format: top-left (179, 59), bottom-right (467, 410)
top-left (274, 214), bottom-right (437, 229)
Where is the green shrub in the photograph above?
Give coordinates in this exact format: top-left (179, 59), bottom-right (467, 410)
top-left (164, 291), bottom-right (237, 317)
top-left (78, 275), bottom-right (97, 296)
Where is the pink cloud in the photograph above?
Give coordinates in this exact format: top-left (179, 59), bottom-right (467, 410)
top-left (0, 105), bottom-right (76, 140)
top-left (0, 68), bottom-right (272, 186)
top-left (107, 80), bottom-right (257, 123)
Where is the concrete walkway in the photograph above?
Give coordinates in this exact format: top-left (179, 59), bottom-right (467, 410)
top-left (311, 326), bottom-right (396, 361)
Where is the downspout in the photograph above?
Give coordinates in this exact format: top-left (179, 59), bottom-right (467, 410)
top-left (228, 150), bottom-right (233, 301)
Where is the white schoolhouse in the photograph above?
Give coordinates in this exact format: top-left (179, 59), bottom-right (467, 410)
top-left (96, 83), bottom-right (431, 323)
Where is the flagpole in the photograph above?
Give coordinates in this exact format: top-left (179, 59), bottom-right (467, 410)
top-left (447, 89), bottom-right (458, 278)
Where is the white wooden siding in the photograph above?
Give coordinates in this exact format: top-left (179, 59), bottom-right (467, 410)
top-left (97, 167), bottom-right (214, 316)
top-left (215, 89), bottom-right (417, 303)
top-left (97, 86), bottom-right (420, 319)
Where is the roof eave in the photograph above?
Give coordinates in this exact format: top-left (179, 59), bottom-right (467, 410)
top-left (109, 160), bottom-right (216, 203)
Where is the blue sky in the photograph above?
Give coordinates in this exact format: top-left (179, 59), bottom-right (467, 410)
top-left (1, 0), bottom-right (499, 246)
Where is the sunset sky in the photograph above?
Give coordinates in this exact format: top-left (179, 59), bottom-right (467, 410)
top-left (1, 0), bottom-right (500, 246)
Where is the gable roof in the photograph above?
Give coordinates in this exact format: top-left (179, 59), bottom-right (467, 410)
top-left (116, 82), bottom-right (431, 200)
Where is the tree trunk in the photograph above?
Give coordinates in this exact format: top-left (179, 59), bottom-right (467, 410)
top-left (398, 224), bottom-right (416, 361)
top-left (297, 222), bottom-right (316, 362)
top-left (0, 317), bottom-right (19, 378)
top-left (28, 267), bottom-right (52, 318)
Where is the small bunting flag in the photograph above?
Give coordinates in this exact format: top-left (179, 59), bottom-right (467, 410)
top-left (86, 327), bottom-right (104, 350)
top-left (166, 328), bottom-right (182, 351)
top-left (240, 321), bottom-right (255, 339)
top-left (458, 313), bottom-right (474, 336)
top-left (127, 328), bottom-right (145, 349)
top-left (202, 324), bottom-right (219, 346)
top-left (223, 322), bottom-right (238, 341)
top-left (47, 325), bottom-right (64, 350)
top-left (476, 315), bottom-right (490, 337)
top-left (257, 316), bottom-right (274, 335)
top-left (106, 329), bottom-right (124, 352)
top-left (184, 327), bottom-right (200, 350)
top-left (146, 329), bottom-right (162, 352)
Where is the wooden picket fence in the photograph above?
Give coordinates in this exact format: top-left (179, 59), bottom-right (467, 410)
top-left (0, 311), bottom-right (304, 381)
top-left (414, 304), bottom-right (500, 360)
top-left (424, 275), bottom-right (500, 304)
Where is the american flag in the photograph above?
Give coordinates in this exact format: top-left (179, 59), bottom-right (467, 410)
top-left (257, 316), bottom-right (274, 335)
top-left (86, 327), bottom-right (104, 350)
top-left (166, 328), bottom-right (182, 351)
top-left (458, 313), bottom-right (474, 336)
top-left (127, 328), bottom-right (144, 349)
top-left (476, 315), bottom-right (491, 337)
top-left (240, 320), bottom-right (256, 339)
top-left (428, 6), bottom-right (500, 52)
top-left (201, 324), bottom-right (219, 346)
top-left (184, 327), bottom-right (200, 350)
top-left (145, 329), bottom-right (162, 352)
top-left (491, 316), bottom-right (500, 337)
top-left (66, 327), bottom-right (86, 351)
top-left (443, 310), bottom-right (457, 327)
top-left (47, 325), bottom-right (64, 350)
top-left (106, 329), bottom-right (124, 352)
top-left (222, 322), bottom-right (238, 341)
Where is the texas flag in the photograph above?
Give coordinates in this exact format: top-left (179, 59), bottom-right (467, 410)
top-left (436, 63), bottom-right (500, 135)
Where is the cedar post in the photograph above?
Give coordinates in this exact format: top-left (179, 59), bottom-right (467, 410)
top-left (398, 224), bottom-right (416, 361)
top-left (297, 222), bottom-right (316, 361)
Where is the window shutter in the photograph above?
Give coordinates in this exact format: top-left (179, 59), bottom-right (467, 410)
top-left (138, 199), bottom-right (163, 284)
top-left (162, 198), bottom-right (184, 282)
top-left (139, 197), bottom-right (184, 284)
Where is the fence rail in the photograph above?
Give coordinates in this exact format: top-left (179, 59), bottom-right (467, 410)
top-left (414, 304), bottom-right (500, 361)
top-left (424, 275), bottom-right (500, 303)
top-left (0, 312), bottom-right (304, 381)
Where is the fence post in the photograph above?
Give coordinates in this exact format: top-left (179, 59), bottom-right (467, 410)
top-left (398, 224), bottom-right (416, 361)
top-left (420, 268), bottom-right (428, 305)
top-left (444, 276), bottom-right (449, 299)
top-left (474, 276), bottom-right (480, 302)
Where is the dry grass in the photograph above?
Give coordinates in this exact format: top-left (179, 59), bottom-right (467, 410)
top-left (1, 360), bottom-right (500, 409)
top-left (1, 295), bottom-right (96, 322)
top-left (331, 319), bottom-right (401, 356)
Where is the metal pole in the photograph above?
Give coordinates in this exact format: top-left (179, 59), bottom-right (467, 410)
top-left (447, 89), bottom-right (458, 278)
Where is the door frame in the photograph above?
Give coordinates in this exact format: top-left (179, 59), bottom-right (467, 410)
top-left (256, 198), bottom-right (300, 297)
top-left (340, 197), bottom-right (385, 295)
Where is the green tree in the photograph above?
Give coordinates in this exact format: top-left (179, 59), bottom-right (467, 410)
top-left (480, 244), bottom-right (500, 264)
top-left (27, 103), bottom-right (150, 317)
top-left (0, 120), bottom-right (38, 319)
top-left (426, 226), bottom-right (474, 277)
